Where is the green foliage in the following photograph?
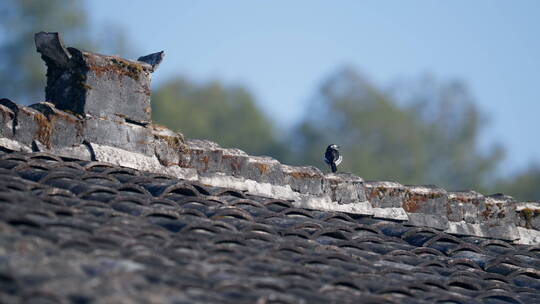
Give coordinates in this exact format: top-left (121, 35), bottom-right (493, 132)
top-left (0, 0), bottom-right (132, 105)
top-left (0, 0), bottom-right (90, 104)
top-left (289, 67), bottom-right (502, 191)
top-left (493, 166), bottom-right (540, 201)
top-left (152, 77), bottom-right (288, 159)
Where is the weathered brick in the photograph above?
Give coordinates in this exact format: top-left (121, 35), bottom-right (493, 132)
top-left (0, 100), bottom-right (15, 138)
top-left (481, 194), bottom-right (517, 226)
top-left (83, 117), bottom-right (153, 156)
top-left (281, 165), bottom-right (324, 195)
top-left (516, 202), bottom-right (540, 230)
top-left (244, 156), bottom-right (284, 184)
top-left (446, 191), bottom-right (485, 223)
top-left (151, 125), bottom-right (185, 167)
top-left (35, 31), bottom-right (163, 123)
top-left (364, 181), bottom-right (406, 208)
top-left (30, 102), bottom-right (84, 148)
top-left (403, 185), bottom-right (448, 215)
top-left (186, 139), bottom-right (224, 173)
top-left (323, 173), bottom-right (367, 205)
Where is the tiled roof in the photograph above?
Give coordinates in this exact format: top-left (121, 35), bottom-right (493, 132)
top-left (2, 32), bottom-right (540, 303)
top-left (0, 32), bottom-right (538, 247)
top-left (1, 150), bottom-right (540, 303)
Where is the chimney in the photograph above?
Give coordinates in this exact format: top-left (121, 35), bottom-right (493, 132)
top-left (35, 32), bottom-right (164, 124)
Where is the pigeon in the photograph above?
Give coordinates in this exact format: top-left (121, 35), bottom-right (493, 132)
top-left (324, 144), bottom-right (342, 173)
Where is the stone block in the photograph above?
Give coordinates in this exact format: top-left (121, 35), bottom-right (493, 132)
top-left (517, 227), bottom-right (540, 244)
top-left (516, 203), bottom-right (540, 230)
top-left (295, 195), bottom-right (374, 215)
top-left (481, 194), bottom-right (517, 226)
top-left (30, 102), bottom-right (84, 148)
top-left (186, 139), bottom-right (223, 173)
top-left (373, 208), bottom-right (408, 221)
top-left (83, 117), bottom-right (154, 156)
top-left (32, 140), bottom-right (92, 161)
top-left (87, 142), bottom-right (196, 180)
top-left (446, 191), bottom-right (485, 223)
top-left (35, 32), bottom-right (163, 124)
top-left (220, 148), bottom-right (249, 177)
top-left (2, 103), bottom-right (51, 148)
top-left (322, 172), bottom-right (367, 204)
top-left (281, 165), bottom-right (324, 195)
top-left (243, 156), bottom-right (284, 184)
top-left (446, 221), bottom-right (519, 241)
top-left (0, 100), bottom-right (15, 138)
top-left (151, 125), bottom-right (185, 166)
top-left (403, 185), bottom-right (447, 215)
top-left (364, 181), bottom-right (406, 208)
top-left (407, 213), bottom-right (449, 230)
top-left (0, 138), bottom-right (31, 152)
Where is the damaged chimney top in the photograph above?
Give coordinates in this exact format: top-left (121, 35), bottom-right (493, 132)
top-left (35, 32), bottom-right (164, 124)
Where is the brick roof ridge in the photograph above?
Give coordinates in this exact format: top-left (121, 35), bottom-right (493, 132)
top-left (0, 31), bottom-right (539, 245)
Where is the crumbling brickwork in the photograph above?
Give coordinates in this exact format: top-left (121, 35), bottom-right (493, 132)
top-left (1, 32), bottom-right (539, 244)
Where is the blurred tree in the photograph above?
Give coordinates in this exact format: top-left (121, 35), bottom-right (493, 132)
top-left (152, 77), bottom-right (289, 159)
top-left (0, 0), bottom-right (90, 104)
top-left (493, 166), bottom-right (540, 201)
top-left (290, 66), bottom-right (503, 191)
top-left (392, 74), bottom-right (504, 190)
top-left (0, 0), bottom-right (132, 105)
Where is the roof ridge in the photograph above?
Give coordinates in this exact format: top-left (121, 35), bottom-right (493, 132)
top-left (1, 32), bottom-right (539, 244)
top-left (0, 101), bottom-right (538, 243)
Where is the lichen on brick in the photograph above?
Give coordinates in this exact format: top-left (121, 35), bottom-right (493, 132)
top-left (200, 155), bottom-right (209, 172)
top-left (520, 208), bottom-right (540, 229)
top-left (154, 133), bottom-right (184, 150)
top-left (288, 171), bottom-right (318, 179)
top-left (254, 163), bottom-right (269, 175)
top-left (369, 187), bottom-right (403, 200)
top-left (86, 54), bottom-right (147, 81)
top-left (221, 155), bottom-right (244, 172)
top-left (32, 111), bottom-right (52, 148)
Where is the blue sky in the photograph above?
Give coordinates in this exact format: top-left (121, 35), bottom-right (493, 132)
top-left (88, 1), bottom-right (540, 174)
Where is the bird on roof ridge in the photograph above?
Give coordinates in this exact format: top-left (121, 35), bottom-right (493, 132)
top-left (324, 144), bottom-right (342, 173)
